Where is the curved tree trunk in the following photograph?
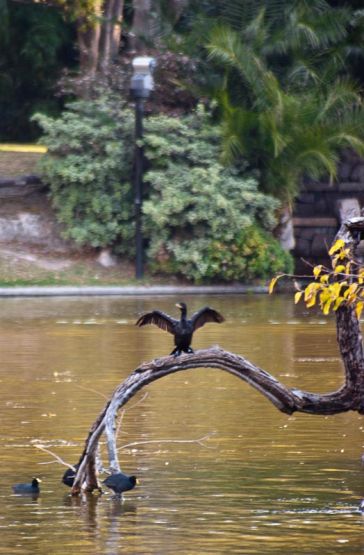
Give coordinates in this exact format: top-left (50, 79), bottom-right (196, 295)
top-left (71, 217), bottom-right (364, 495)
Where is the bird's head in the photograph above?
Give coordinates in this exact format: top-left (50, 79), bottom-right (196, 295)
top-left (176, 302), bottom-right (187, 313)
top-left (131, 476), bottom-right (140, 486)
top-left (32, 478), bottom-right (42, 487)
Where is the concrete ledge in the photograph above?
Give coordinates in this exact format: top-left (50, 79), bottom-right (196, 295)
top-left (293, 217), bottom-right (338, 227)
top-left (0, 285), bottom-right (268, 298)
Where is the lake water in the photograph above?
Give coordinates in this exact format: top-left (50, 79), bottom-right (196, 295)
top-left (0, 294), bottom-right (363, 554)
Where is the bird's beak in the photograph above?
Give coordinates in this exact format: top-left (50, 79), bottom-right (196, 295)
top-left (175, 303), bottom-right (182, 309)
top-left (136, 478), bottom-right (141, 485)
top-left (37, 479), bottom-right (42, 483)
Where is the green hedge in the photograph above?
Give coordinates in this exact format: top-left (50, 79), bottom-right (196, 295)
top-left (34, 96), bottom-right (293, 282)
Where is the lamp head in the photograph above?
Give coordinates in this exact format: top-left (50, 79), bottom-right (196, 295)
top-left (130, 56), bottom-right (156, 99)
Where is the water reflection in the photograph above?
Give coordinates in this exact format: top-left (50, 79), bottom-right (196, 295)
top-left (0, 294), bottom-right (363, 554)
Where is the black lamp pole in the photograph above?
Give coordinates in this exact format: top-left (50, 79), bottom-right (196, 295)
top-left (134, 96), bottom-right (144, 280)
top-left (130, 56), bottom-right (155, 280)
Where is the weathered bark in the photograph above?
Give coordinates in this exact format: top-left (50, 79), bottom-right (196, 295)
top-left (129, 0), bottom-right (154, 51)
top-left (168, 0), bottom-right (189, 23)
top-left (98, 0), bottom-right (124, 74)
top-left (77, 4), bottom-right (103, 78)
top-left (71, 217), bottom-right (364, 495)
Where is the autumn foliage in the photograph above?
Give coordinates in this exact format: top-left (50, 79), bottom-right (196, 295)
top-left (269, 238), bottom-right (364, 319)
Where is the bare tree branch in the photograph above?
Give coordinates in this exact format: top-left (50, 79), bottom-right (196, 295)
top-left (71, 217), bottom-right (364, 495)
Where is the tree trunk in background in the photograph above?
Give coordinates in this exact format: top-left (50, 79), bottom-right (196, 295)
top-left (98, 0), bottom-right (124, 74)
top-left (129, 0), bottom-right (154, 51)
top-left (77, 2), bottom-right (103, 78)
top-left (168, 0), bottom-right (189, 23)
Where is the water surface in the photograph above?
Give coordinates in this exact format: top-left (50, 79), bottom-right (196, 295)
top-left (0, 294), bottom-right (363, 554)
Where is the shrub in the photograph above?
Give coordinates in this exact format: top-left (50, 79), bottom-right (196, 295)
top-left (33, 95), bottom-right (135, 253)
top-left (143, 108), bottom-right (292, 282)
top-left (203, 226), bottom-right (294, 283)
top-left (35, 98), bottom-right (293, 282)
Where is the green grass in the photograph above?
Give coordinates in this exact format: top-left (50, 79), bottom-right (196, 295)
top-left (0, 252), bottom-right (185, 287)
top-left (0, 150), bottom-right (44, 177)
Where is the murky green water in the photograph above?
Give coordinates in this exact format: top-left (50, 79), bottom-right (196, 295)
top-left (0, 294), bottom-right (363, 554)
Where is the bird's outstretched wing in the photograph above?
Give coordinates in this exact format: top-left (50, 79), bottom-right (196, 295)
top-left (135, 310), bottom-right (177, 334)
top-left (190, 307), bottom-right (225, 331)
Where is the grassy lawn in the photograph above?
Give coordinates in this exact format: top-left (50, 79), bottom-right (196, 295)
top-left (0, 146), bottom-right (45, 177)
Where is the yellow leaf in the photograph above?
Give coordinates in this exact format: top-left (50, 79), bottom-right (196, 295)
top-left (306, 294), bottom-right (317, 308)
top-left (329, 239), bottom-right (345, 256)
top-left (334, 265), bottom-right (345, 274)
top-left (319, 289), bottom-right (330, 306)
top-left (294, 291), bottom-right (303, 304)
top-left (356, 301), bottom-right (363, 320)
top-left (331, 282), bottom-right (344, 297)
top-left (269, 276), bottom-right (279, 294)
top-left (323, 300), bottom-right (332, 315)
top-left (345, 283), bottom-right (359, 302)
top-left (320, 274), bottom-right (329, 284)
top-left (341, 248), bottom-right (351, 259)
top-left (304, 282), bottom-right (321, 301)
top-left (313, 265), bottom-right (323, 278)
top-left (345, 262), bottom-right (351, 275)
top-left (333, 296), bottom-right (345, 311)
top-left (331, 255), bottom-right (339, 269)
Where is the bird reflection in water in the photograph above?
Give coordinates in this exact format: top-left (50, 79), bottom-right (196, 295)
top-left (63, 490), bottom-right (138, 549)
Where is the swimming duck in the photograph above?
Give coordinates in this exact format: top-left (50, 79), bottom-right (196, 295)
top-left (12, 477), bottom-right (41, 495)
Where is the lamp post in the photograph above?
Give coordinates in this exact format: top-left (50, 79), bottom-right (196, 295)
top-left (130, 56), bottom-right (155, 279)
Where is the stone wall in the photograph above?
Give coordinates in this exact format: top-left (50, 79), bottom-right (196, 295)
top-left (293, 150), bottom-right (364, 271)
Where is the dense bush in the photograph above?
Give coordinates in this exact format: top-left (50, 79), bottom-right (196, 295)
top-left (35, 96), bottom-right (293, 282)
top-left (203, 226), bottom-right (293, 283)
top-left (33, 96), bottom-right (135, 253)
top-left (143, 108), bottom-right (293, 282)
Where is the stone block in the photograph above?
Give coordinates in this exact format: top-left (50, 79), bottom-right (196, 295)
top-left (293, 217), bottom-right (337, 227)
top-left (311, 233), bottom-right (329, 256)
top-left (297, 228), bottom-right (316, 240)
top-left (304, 181), bottom-right (336, 192)
top-left (298, 192), bottom-right (315, 204)
top-left (338, 182), bottom-right (364, 193)
top-left (336, 198), bottom-right (361, 223)
top-left (294, 238), bottom-right (311, 258)
top-left (338, 162), bottom-right (352, 180)
top-left (97, 248), bottom-right (118, 268)
top-left (350, 163), bottom-right (364, 182)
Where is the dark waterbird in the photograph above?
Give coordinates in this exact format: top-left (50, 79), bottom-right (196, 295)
top-left (12, 477), bottom-right (41, 495)
top-left (136, 302), bottom-right (225, 356)
top-left (62, 464), bottom-right (80, 487)
top-left (103, 472), bottom-right (139, 498)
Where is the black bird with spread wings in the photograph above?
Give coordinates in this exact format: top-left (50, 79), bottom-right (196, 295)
top-left (136, 302), bottom-right (225, 356)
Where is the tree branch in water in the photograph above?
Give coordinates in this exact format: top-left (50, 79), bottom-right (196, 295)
top-left (71, 217), bottom-right (364, 495)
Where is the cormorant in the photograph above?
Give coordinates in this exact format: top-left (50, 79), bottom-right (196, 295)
top-left (12, 478), bottom-right (41, 495)
top-left (136, 302), bottom-right (225, 356)
top-left (102, 472), bottom-right (139, 498)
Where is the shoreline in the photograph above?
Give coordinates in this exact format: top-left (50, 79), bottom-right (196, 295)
top-left (0, 284), bottom-right (268, 297)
